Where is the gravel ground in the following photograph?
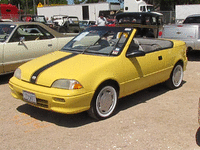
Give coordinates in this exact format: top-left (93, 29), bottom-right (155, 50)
top-left (1, 51), bottom-right (200, 150)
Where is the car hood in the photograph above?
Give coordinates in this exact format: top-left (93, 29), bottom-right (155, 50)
top-left (19, 51), bottom-right (116, 87)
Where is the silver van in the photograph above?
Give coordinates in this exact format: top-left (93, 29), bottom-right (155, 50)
top-left (161, 24), bottom-right (200, 51)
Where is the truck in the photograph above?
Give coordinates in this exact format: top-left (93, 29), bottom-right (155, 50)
top-left (124, 0), bottom-right (154, 12)
top-left (116, 12), bottom-right (164, 38)
top-left (161, 24), bottom-right (200, 52)
top-left (51, 15), bottom-right (81, 33)
top-left (175, 4), bottom-right (200, 23)
top-left (37, 2), bottom-right (121, 22)
top-left (0, 4), bottom-right (21, 21)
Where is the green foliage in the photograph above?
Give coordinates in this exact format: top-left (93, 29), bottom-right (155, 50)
top-left (86, 0), bottom-right (99, 3)
top-left (0, 0), bottom-right (10, 4)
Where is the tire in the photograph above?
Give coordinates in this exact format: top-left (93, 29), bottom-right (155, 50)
top-left (166, 64), bottom-right (183, 89)
top-left (196, 128), bottom-right (200, 146)
top-left (187, 47), bottom-right (193, 53)
top-left (87, 85), bottom-right (118, 120)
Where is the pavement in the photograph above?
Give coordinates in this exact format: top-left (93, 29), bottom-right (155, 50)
top-left (1, 51), bottom-right (200, 150)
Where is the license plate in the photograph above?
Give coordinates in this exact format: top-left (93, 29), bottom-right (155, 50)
top-left (23, 91), bottom-right (37, 104)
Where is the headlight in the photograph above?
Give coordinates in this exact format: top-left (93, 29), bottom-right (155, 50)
top-left (52, 79), bottom-right (83, 90)
top-left (14, 68), bottom-right (21, 79)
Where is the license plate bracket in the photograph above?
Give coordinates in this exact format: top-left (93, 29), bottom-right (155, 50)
top-left (23, 91), bottom-right (37, 104)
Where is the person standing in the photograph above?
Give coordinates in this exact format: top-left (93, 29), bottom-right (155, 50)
top-left (96, 13), bottom-right (107, 26)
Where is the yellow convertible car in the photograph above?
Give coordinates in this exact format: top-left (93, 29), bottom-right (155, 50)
top-left (9, 26), bottom-right (187, 120)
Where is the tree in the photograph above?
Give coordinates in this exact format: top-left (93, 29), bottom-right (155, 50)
top-left (86, 0), bottom-right (99, 3)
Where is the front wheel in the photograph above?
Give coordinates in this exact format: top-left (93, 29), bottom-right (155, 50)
top-left (166, 64), bottom-right (183, 89)
top-left (87, 85), bottom-right (118, 120)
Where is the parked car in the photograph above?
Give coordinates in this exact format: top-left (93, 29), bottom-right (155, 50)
top-left (161, 24), bottom-right (200, 52)
top-left (9, 26), bottom-right (187, 120)
top-left (52, 15), bottom-right (81, 33)
top-left (0, 22), bottom-right (75, 75)
top-left (20, 15), bottom-right (55, 29)
top-left (106, 19), bottom-right (117, 27)
top-left (0, 19), bottom-right (13, 22)
top-left (51, 15), bottom-right (67, 26)
top-left (115, 12), bottom-right (164, 38)
top-left (183, 14), bottom-right (200, 24)
top-left (79, 20), bottom-right (96, 31)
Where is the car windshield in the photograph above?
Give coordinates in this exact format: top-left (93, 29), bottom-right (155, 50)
top-left (68, 17), bottom-right (79, 25)
top-left (0, 24), bottom-right (16, 42)
top-left (33, 16), bottom-right (46, 23)
top-left (80, 21), bottom-right (88, 26)
top-left (61, 27), bottom-right (133, 56)
top-left (52, 16), bottom-right (66, 21)
top-left (147, 6), bottom-right (154, 12)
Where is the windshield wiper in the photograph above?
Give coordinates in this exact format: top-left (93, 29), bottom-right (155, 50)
top-left (81, 45), bottom-right (91, 54)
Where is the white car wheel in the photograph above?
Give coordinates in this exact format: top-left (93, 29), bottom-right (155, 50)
top-left (166, 64), bottom-right (183, 89)
top-left (88, 85), bottom-right (118, 120)
top-left (172, 65), bottom-right (183, 87)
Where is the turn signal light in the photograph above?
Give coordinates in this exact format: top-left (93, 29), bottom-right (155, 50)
top-left (53, 97), bottom-right (65, 102)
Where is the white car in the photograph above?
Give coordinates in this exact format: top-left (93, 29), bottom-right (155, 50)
top-left (52, 15), bottom-right (68, 26)
top-left (0, 22), bottom-right (75, 75)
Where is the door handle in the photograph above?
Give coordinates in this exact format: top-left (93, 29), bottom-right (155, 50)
top-left (48, 44), bottom-right (52, 47)
top-left (158, 56), bottom-right (162, 60)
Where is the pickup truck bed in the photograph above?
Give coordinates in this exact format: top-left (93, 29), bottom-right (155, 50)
top-left (161, 24), bottom-right (200, 51)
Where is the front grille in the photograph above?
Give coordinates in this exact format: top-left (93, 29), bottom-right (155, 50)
top-left (36, 98), bottom-right (48, 108)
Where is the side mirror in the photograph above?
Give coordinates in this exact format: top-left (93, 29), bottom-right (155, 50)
top-left (126, 51), bottom-right (146, 58)
top-left (19, 36), bottom-right (25, 45)
top-left (126, 40), bottom-right (146, 57)
top-left (19, 36), bottom-right (25, 42)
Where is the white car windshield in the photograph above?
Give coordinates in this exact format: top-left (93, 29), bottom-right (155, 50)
top-left (62, 27), bottom-right (132, 56)
top-left (0, 24), bottom-right (16, 42)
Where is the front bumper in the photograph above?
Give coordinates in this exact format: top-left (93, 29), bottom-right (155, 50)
top-left (9, 77), bottom-right (94, 114)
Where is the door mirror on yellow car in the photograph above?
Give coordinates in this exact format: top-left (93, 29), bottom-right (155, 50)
top-left (126, 50), bottom-right (146, 58)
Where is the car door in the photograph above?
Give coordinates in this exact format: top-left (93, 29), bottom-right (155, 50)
top-left (122, 39), bottom-right (169, 95)
top-left (3, 24), bottom-right (57, 73)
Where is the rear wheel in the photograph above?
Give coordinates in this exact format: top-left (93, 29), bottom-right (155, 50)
top-left (87, 85), bottom-right (118, 120)
top-left (166, 64), bottom-right (183, 89)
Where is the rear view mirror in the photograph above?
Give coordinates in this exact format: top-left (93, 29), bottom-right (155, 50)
top-left (126, 50), bottom-right (146, 58)
top-left (126, 40), bottom-right (145, 57)
top-left (18, 36), bottom-right (25, 45)
top-left (19, 36), bottom-right (25, 42)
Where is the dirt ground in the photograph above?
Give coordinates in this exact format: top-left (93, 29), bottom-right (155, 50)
top-left (1, 51), bottom-right (200, 150)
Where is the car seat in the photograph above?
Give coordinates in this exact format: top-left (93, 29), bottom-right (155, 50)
top-left (98, 39), bottom-right (110, 49)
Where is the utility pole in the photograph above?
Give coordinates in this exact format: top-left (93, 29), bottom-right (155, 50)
top-left (33, 0), bottom-right (36, 15)
top-left (26, 0), bottom-right (28, 14)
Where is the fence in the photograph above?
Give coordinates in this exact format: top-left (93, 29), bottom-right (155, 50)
top-left (0, 14), bottom-right (20, 22)
top-left (159, 11), bottom-right (176, 25)
top-left (1, 11), bottom-right (177, 24)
